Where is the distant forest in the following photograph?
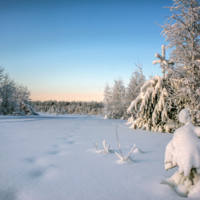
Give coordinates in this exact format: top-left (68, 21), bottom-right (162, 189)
top-left (31, 100), bottom-right (104, 115)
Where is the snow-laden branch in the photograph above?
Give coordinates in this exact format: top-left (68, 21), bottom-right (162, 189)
top-left (102, 140), bottom-right (112, 154)
top-left (92, 140), bottom-right (112, 154)
top-left (127, 75), bottom-right (163, 114)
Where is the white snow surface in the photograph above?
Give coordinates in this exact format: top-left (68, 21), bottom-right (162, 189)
top-left (0, 113), bottom-right (197, 200)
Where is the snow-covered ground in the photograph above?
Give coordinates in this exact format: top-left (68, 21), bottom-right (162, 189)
top-left (0, 113), bottom-right (192, 200)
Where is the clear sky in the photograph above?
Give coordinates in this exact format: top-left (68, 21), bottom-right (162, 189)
top-left (0, 0), bottom-right (173, 101)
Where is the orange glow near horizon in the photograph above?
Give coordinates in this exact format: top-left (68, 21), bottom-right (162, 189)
top-left (31, 93), bottom-right (104, 102)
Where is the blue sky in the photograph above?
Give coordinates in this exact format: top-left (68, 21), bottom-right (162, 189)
top-left (0, 0), bottom-right (173, 101)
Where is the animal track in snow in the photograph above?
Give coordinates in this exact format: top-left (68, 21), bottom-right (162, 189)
top-left (28, 164), bottom-right (58, 180)
top-left (23, 157), bottom-right (36, 163)
top-left (47, 150), bottom-right (60, 155)
top-left (28, 168), bottom-right (45, 178)
top-left (66, 140), bottom-right (74, 144)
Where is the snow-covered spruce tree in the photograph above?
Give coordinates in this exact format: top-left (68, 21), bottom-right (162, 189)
top-left (127, 45), bottom-right (177, 132)
top-left (161, 0), bottom-right (200, 126)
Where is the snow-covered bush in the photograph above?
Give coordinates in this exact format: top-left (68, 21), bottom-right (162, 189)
top-left (163, 109), bottom-right (200, 197)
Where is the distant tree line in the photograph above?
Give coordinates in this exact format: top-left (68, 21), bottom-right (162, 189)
top-left (31, 100), bottom-right (104, 115)
top-left (0, 67), bottom-right (37, 115)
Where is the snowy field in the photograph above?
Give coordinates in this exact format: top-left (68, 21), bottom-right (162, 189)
top-left (0, 113), bottom-right (192, 200)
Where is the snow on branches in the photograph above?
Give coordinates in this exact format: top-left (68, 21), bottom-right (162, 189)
top-left (153, 45), bottom-right (174, 77)
top-left (127, 72), bottom-right (172, 132)
top-left (161, 0), bottom-right (200, 68)
top-left (92, 140), bottom-right (112, 154)
top-left (160, 0), bottom-right (200, 126)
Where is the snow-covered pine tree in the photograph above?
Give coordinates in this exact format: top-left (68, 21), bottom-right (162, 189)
top-left (161, 0), bottom-right (200, 126)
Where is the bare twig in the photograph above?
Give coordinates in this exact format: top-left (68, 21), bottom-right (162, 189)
top-left (115, 126), bottom-right (136, 161)
top-left (116, 126), bottom-right (125, 161)
top-left (125, 144), bottom-right (136, 161)
top-left (92, 141), bottom-right (98, 150)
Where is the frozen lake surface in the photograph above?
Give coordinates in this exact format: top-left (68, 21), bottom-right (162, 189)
top-left (0, 113), bottom-right (188, 199)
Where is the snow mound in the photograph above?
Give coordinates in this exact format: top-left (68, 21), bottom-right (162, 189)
top-left (133, 148), bottom-right (143, 154)
top-left (164, 108), bottom-right (200, 197)
top-left (188, 180), bottom-right (200, 198)
top-left (165, 117), bottom-right (200, 176)
top-left (174, 184), bottom-right (188, 197)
